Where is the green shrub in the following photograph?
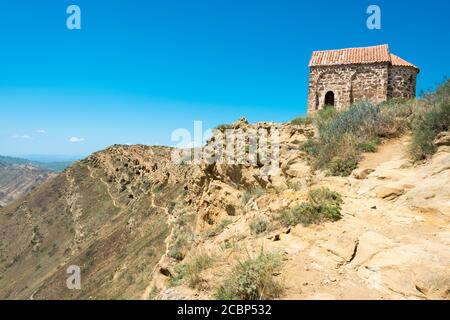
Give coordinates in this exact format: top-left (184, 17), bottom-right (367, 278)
top-left (314, 106), bottom-right (339, 127)
top-left (300, 79), bottom-right (449, 172)
top-left (148, 287), bottom-right (160, 300)
top-left (168, 236), bottom-right (188, 261)
top-left (279, 187), bottom-right (343, 227)
top-left (291, 116), bottom-right (313, 126)
top-left (185, 252), bottom-right (216, 288)
top-left (304, 100), bottom-right (415, 176)
top-left (327, 156), bottom-right (359, 176)
top-left (170, 252), bottom-right (216, 288)
top-left (241, 187), bottom-right (266, 205)
top-left (357, 137), bottom-right (380, 153)
top-left (299, 138), bottom-right (319, 157)
top-left (410, 80), bottom-right (450, 160)
top-left (215, 123), bottom-right (233, 131)
top-left (169, 263), bottom-right (188, 286)
top-left (215, 251), bottom-right (283, 300)
top-left (249, 216), bottom-right (269, 235)
top-left (203, 219), bottom-right (232, 238)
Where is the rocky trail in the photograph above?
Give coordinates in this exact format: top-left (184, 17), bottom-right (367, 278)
top-left (261, 136), bottom-right (449, 299)
top-left (155, 134), bottom-right (450, 300)
top-left (141, 191), bottom-right (175, 299)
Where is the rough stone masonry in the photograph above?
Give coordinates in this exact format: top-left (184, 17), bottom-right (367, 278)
top-left (307, 44), bottom-right (419, 114)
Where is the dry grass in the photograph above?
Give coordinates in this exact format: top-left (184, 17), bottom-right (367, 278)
top-left (279, 187), bottom-right (343, 227)
top-left (299, 79), bottom-right (450, 176)
top-left (215, 250), bottom-right (283, 300)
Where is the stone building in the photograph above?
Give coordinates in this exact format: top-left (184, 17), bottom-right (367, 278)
top-left (307, 44), bottom-right (419, 115)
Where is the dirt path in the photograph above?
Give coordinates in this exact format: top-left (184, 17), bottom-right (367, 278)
top-left (65, 171), bottom-right (84, 247)
top-left (358, 135), bottom-right (410, 170)
top-left (140, 192), bottom-right (175, 300)
top-left (275, 135), bottom-right (450, 299)
top-left (87, 165), bottom-right (124, 209)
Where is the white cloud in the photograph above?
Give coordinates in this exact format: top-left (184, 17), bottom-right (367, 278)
top-left (12, 135), bottom-right (31, 139)
top-left (69, 137), bottom-right (85, 143)
top-left (37, 129), bottom-right (46, 134)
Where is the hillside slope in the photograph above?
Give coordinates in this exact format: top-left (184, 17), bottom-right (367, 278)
top-left (0, 121), bottom-right (449, 300)
top-left (0, 162), bottom-right (56, 207)
top-left (0, 145), bottom-right (194, 299)
top-left (149, 127), bottom-right (450, 300)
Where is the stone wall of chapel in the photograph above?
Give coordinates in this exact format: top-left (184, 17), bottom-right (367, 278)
top-left (307, 63), bottom-right (390, 115)
top-left (387, 66), bottom-right (418, 99)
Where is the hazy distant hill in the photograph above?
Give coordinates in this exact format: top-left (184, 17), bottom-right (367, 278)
top-left (0, 145), bottom-right (190, 299)
top-left (0, 155), bottom-right (78, 206)
top-left (0, 155), bottom-right (75, 173)
top-left (0, 163), bottom-right (56, 207)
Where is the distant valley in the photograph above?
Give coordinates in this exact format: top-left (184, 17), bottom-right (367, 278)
top-left (0, 156), bottom-right (77, 207)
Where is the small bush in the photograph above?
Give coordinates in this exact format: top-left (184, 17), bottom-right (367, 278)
top-left (279, 187), bottom-right (342, 227)
top-left (215, 123), bottom-right (233, 131)
top-left (169, 263), bottom-right (188, 286)
top-left (327, 156), bottom-right (359, 176)
top-left (304, 100), bottom-right (416, 176)
top-left (249, 216), bottom-right (269, 235)
top-left (357, 137), bottom-right (380, 153)
top-left (168, 236), bottom-right (188, 261)
top-left (410, 80), bottom-right (450, 160)
top-left (291, 116), bottom-right (313, 126)
top-left (215, 251), bottom-right (283, 300)
top-left (170, 252), bottom-right (216, 288)
top-left (241, 187), bottom-right (266, 205)
top-left (299, 137), bottom-right (319, 157)
top-left (148, 287), bottom-right (160, 300)
top-left (315, 106), bottom-right (339, 127)
top-left (203, 219), bottom-right (232, 238)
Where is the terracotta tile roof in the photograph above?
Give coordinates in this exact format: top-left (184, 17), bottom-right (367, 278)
top-left (390, 53), bottom-right (419, 70)
top-left (309, 44), bottom-right (390, 67)
top-left (309, 44), bottom-right (418, 71)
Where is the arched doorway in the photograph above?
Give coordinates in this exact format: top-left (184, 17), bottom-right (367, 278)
top-left (325, 91), bottom-right (335, 107)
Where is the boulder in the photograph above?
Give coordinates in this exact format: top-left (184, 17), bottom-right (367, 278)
top-left (269, 174), bottom-right (288, 192)
top-left (285, 162), bottom-right (310, 178)
top-left (434, 131), bottom-right (450, 146)
top-left (353, 168), bottom-right (375, 180)
top-left (375, 186), bottom-right (404, 200)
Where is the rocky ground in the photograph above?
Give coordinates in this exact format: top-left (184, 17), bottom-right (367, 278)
top-left (1, 118), bottom-right (449, 300)
top-left (153, 121), bottom-right (450, 300)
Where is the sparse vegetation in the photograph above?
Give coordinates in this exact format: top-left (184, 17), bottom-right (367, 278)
top-left (298, 79), bottom-right (450, 175)
top-left (249, 215), bottom-right (269, 235)
top-left (291, 115), bottom-right (313, 126)
top-left (215, 123), bottom-right (233, 131)
top-left (279, 187), bottom-right (343, 227)
top-left (170, 251), bottom-right (216, 288)
top-left (241, 187), bottom-right (266, 205)
top-left (301, 100), bottom-right (412, 175)
top-left (215, 250), bottom-right (283, 300)
top-left (147, 287), bottom-right (160, 300)
top-left (357, 137), bottom-right (380, 153)
top-left (203, 218), bottom-right (232, 238)
top-left (410, 79), bottom-right (450, 160)
top-left (168, 236), bottom-right (188, 261)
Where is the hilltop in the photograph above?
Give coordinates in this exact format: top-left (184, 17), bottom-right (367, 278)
top-left (0, 80), bottom-right (449, 300)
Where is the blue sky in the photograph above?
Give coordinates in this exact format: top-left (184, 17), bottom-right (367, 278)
top-left (0, 0), bottom-right (448, 156)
